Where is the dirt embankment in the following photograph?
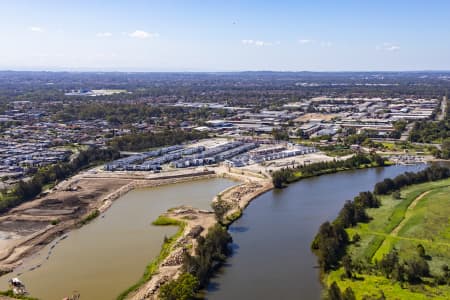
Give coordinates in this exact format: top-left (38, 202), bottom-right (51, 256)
top-left (127, 168), bottom-right (273, 300)
top-left (0, 169), bottom-right (216, 274)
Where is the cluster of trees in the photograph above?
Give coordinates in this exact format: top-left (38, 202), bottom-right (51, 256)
top-left (337, 192), bottom-right (380, 228)
top-left (271, 128), bottom-right (290, 141)
top-left (107, 129), bottom-right (208, 151)
top-left (373, 165), bottom-right (450, 195)
top-left (343, 132), bottom-right (371, 145)
top-left (409, 121), bottom-right (450, 143)
top-left (409, 98), bottom-right (449, 158)
top-left (378, 248), bottom-right (430, 284)
top-left (272, 154), bottom-right (386, 188)
top-left (311, 191), bottom-right (379, 270)
top-left (328, 282), bottom-right (356, 300)
top-left (183, 224), bottom-right (232, 287)
top-left (311, 221), bottom-right (349, 271)
top-left (389, 120), bottom-right (407, 139)
top-left (0, 147), bottom-right (119, 213)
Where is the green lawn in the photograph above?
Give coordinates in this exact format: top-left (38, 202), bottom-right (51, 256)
top-left (327, 178), bottom-right (450, 299)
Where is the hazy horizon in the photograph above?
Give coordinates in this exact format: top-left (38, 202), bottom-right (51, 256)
top-left (1, 1), bottom-right (450, 72)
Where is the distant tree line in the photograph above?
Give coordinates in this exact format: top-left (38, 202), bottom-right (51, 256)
top-left (272, 154), bottom-right (386, 188)
top-left (50, 102), bottom-right (232, 125)
top-left (0, 147), bottom-right (119, 214)
top-left (373, 165), bottom-right (450, 195)
top-left (107, 129), bottom-right (208, 151)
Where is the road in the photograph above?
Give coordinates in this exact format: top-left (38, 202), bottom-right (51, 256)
top-left (437, 95), bottom-right (448, 121)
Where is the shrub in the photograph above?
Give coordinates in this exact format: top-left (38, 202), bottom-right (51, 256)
top-left (159, 273), bottom-right (199, 300)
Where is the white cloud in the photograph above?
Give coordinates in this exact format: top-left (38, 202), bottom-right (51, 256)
top-left (129, 30), bottom-right (159, 39)
top-left (297, 39), bottom-right (332, 47)
top-left (29, 26), bottom-right (44, 33)
top-left (377, 42), bottom-right (400, 51)
top-left (241, 39), bottom-right (273, 47)
top-left (298, 39), bottom-right (313, 44)
top-left (320, 41), bottom-right (333, 48)
top-left (96, 32), bottom-right (113, 38)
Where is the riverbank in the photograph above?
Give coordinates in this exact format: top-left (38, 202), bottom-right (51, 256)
top-left (123, 167), bottom-right (273, 300)
top-left (0, 168), bottom-right (217, 275)
top-left (271, 153), bottom-right (391, 188)
top-left (317, 167), bottom-right (450, 299)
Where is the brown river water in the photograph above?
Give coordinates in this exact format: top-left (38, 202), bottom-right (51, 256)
top-left (0, 178), bottom-right (237, 300)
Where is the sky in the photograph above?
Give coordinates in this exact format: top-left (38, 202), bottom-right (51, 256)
top-left (1, 0), bottom-right (450, 72)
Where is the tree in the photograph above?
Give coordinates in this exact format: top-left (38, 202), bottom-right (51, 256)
top-left (417, 244), bottom-right (426, 258)
top-left (159, 273), bottom-right (199, 300)
top-left (272, 128), bottom-right (289, 141)
top-left (296, 128), bottom-right (305, 138)
top-left (342, 287), bottom-right (356, 300)
top-left (211, 199), bottom-right (233, 224)
top-left (328, 282), bottom-right (342, 300)
top-left (405, 257), bottom-right (430, 283)
top-left (342, 255), bottom-right (353, 278)
top-left (392, 190), bottom-right (401, 200)
top-left (378, 250), bottom-right (399, 278)
top-left (441, 138), bottom-right (450, 159)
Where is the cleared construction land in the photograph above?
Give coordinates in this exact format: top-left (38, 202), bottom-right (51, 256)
top-left (0, 167), bottom-right (217, 274)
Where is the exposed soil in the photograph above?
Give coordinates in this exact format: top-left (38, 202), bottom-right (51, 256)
top-left (127, 168), bottom-right (273, 300)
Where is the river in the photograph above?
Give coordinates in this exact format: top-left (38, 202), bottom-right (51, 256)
top-left (205, 165), bottom-right (427, 300)
top-left (0, 178), bottom-right (237, 300)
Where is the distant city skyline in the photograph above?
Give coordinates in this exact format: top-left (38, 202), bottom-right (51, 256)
top-left (1, 0), bottom-right (450, 71)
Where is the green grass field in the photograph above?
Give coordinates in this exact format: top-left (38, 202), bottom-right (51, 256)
top-left (327, 178), bottom-right (450, 299)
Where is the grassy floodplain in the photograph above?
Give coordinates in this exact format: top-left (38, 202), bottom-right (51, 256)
top-left (327, 178), bottom-right (450, 299)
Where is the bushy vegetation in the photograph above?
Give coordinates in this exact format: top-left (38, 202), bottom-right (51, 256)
top-left (311, 191), bottom-right (380, 270)
top-left (107, 129), bottom-right (207, 151)
top-left (272, 154), bottom-right (386, 188)
top-left (409, 120), bottom-right (450, 144)
top-left (0, 147), bottom-right (119, 213)
top-left (183, 224), bottom-right (232, 286)
top-left (79, 209), bottom-right (100, 225)
top-left (159, 273), bottom-right (199, 300)
top-left (152, 215), bottom-right (183, 226)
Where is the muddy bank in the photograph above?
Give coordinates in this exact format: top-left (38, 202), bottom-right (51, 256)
top-left (0, 169), bottom-right (216, 274)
